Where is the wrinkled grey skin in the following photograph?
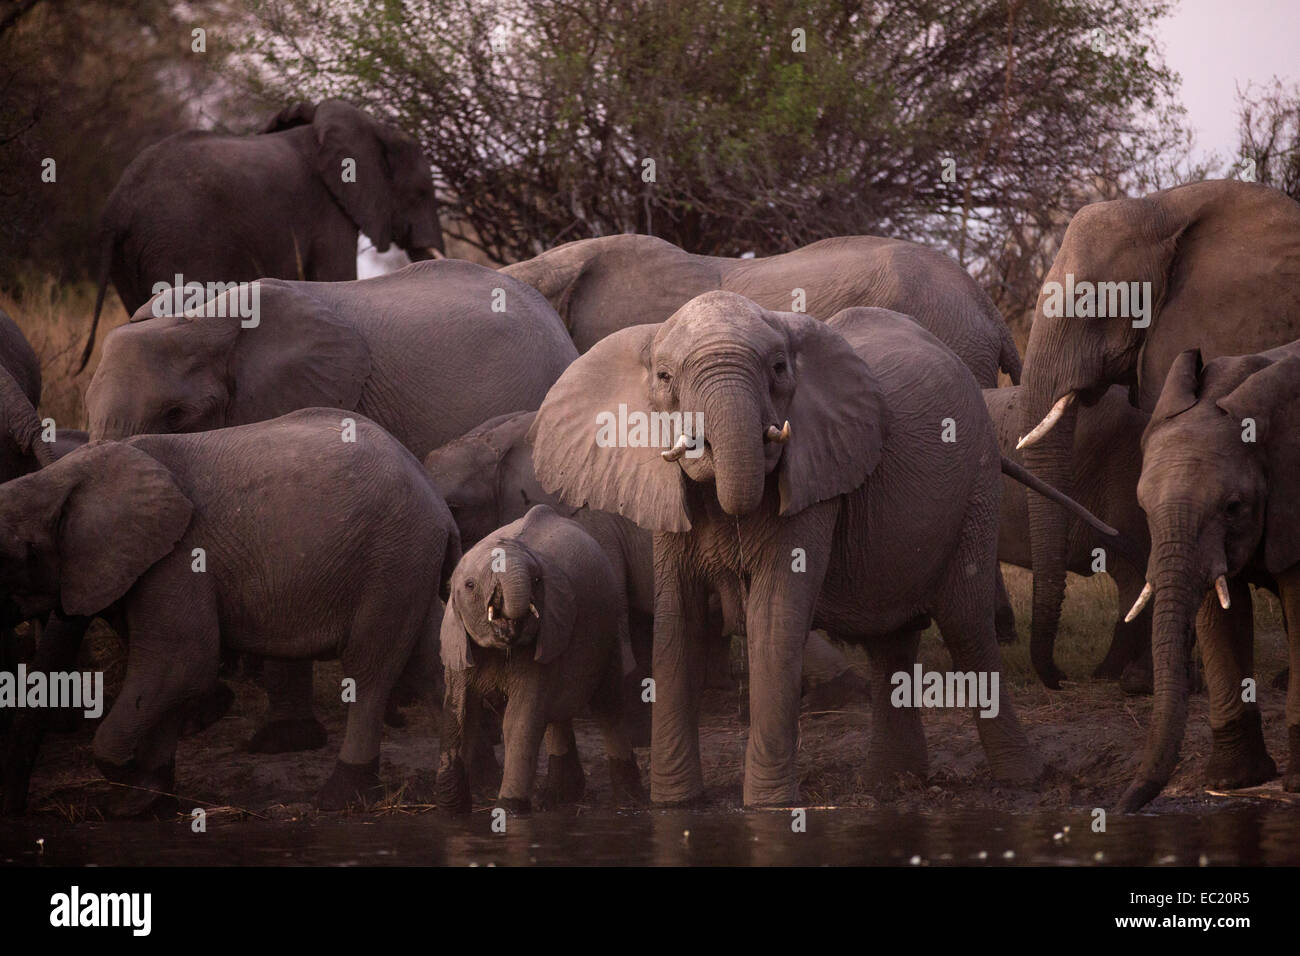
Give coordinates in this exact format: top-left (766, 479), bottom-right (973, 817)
top-left (435, 506), bottom-right (642, 813)
top-left (987, 385), bottom-right (1153, 691)
top-left (0, 409), bottom-right (460, 816)
top-left (83, 259), bottom-right (571, 752)
top-left (531, 296), bottom-right (1042, 806)
top-left (424, 410), bottom-right (862, 730)
top-left (1118, 345), bottom-right (1300, 811)
top-left (81, 99), bottom-right (445, 371)
top-left (1019, 181), bottom-right (1300, 693)
top-left (502, 234), bottom-right (1021, 386)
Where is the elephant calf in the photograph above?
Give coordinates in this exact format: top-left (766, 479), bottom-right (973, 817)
top-left (435, 505), bottom-right (643, 813)
top-left (0, 408), bottom-right (460, 815)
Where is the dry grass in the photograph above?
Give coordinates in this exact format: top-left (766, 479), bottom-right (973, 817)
top-left (0, 268), bottom-right (129, 429)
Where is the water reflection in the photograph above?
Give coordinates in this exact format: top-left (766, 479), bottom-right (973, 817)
top-left (2, 806), bottom-right (1297, 866)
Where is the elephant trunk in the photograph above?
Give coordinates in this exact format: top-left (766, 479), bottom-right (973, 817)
top-left (1117, 507), bottom-right (1200, 811)
top-left (702, 383), bottom-right (767, 516)
top-left (499, 558), bottom-right (534, 621)
top-left (0, 367), bottom-right (53, 468)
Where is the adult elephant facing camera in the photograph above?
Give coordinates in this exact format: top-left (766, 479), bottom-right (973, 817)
top-left (502, 234), bottom-right (1021, 387)
top-left (1016, 180), bottom-right (1300, 689)
top-left (79, 99), bottom-right (445, 371)
top-left (529, 295), bottom-right (1046, 806)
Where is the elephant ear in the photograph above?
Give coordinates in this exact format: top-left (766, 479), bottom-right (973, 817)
top-left (771, 311), bottom-right (888, 516)
top-left (311, 100), bottom-right (400, 252)
top-left (56, 442), bottom-right (193, 617)
top-left (439, 597), bottom-right (474, 670)
top-left (501, 251), bottom-right (588, 329)
top-left (261, 101), bottom-right (316, 133)
top-left (1148, 349), bottom-right (1204, 428)
top-left (1215, 355), bottom-right (1300, 574)
top-left (536, 560), bottom-right (577, 665)
top-left (224, 280), bottom-right (371, 425)
top-left (528, 324), bottom-right (690, 532)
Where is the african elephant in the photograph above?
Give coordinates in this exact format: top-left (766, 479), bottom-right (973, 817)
top-left (436, 505), bottom-right (643, 812)
top-left (501, 233), bottom-right (1021, 387)
top-left (423, 410), bottom-right (867, 737)
top-left (0, 408), bottom-right (460, 816)
top-left (82, 259), bottom-right (573, 751)
top-left (1117, 345), bottom-right (1300, 811)
top-left (79, 99), bottom-right (445, 370)
top-left (1016, 180), bottom-right (1300, 690)
top-left (987, 385), bottom-right (1153, 691)
top-left (529, 297), bottom-right (1111, 806)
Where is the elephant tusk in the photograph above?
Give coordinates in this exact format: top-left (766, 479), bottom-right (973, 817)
top-left (1124, 581), bottom-right (1153, 623)
top-left (1017, 392), bottom-right (1076, 450)
top-left (487, 604), bottom-right (495, 622)
top-left (662, 433), bottom-right (692, 462)
top-left (529, 603), bottom-right (539, 618)
top-left (426, 246), bottom-right (446, 260)
top-left (765, 421), bottom-right (792, 444)
top-left (1215, 575), bottom-right (1231, 611)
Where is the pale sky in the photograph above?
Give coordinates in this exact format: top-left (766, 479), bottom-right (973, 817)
top-left (1157, 0), bottom-right (1299, 162)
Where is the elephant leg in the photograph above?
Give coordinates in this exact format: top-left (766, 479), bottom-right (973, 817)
top-left (649, 554), bottom-right (710, 805)
top-left (801, 630), bottom-right (868, 713)
top-left (741, 508), bottom-right (833, 807)
top-left (589, 658), bottom-right (643, 806)
top-left (1198, 579), bottom-right (1276, 790)
top-left (993, 567), bottom-right (1017, 644)
top-left (247, 660), bottom-right (327, 754)
top-left (621, 612), bottom-right (653, 748)
top-left (1098, 566), bottom-right (1153, 691)
top-left (932, 520), bottom-right (1042, 785)
top-left (1279, 568), bottom-right (1300, 792)
top-left (93, 590), bottom-right (219, 819)
top-left (2, 614), bottom-right (90, 816)
top-left (435, 671), bottom-right (475, 814)
top-left (540, 720), bottom-right (585, 807)
top-left (863, 629), bottom-right (928, 784)
top-left (497, 693), bottom-right (547, 813)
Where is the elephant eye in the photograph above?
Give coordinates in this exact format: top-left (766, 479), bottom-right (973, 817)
top-left (773, 360), bottom-right (788, 376)
top-left (163, 406), bottom-right (186, 429)
top-left (464, 580), bottom-right (475, 591)
top-left (1225, 496), bottom-right (1245, 519)
top-left (657, 370), bottom-right (672, 384)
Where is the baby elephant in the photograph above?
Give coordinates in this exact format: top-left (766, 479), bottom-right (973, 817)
top-left (436, 505), bottom-right (643, 813)
top-left (0, 408), bottom-right (459, 815)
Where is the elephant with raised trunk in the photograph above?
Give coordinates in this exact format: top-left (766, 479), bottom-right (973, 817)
top-left (1016, 180), bottom-right (1300, 689)
top-left (0, 409), bottom-right (460, 816)
top-left (79, 99), bottom-right (445, 370)
top-left (502, 233), bottom-right (1021, 387)
top-left (529, 297), bottom-right (1114, 806)
top-left (436, 505), bottom-right (643, 813)
top-left (1117, 344), bottom-right (1300, 811)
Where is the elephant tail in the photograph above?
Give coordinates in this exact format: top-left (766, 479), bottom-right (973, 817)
top-left (76, 229), bottom-right (116, 375)
top-left (995, 313), bottom-right (1022, 385)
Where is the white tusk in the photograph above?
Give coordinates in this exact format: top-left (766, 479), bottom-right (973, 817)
top-left (662, 433), bottom-right (691, 461)
top-left (530, 603), bottom-right (539, 618)
top-left (1124, 581), bottom-right (1153, 623)
top-left (1016, 392), bottom-right (1076, 450)
top-left (1215, 575), bottom-right (1231, 610)
top-left (765, 421), bottom-right (792, 444)
top-left (426, 246), bottom-right (446, 260)
top-left (487, 604), bottom-right (495, 622)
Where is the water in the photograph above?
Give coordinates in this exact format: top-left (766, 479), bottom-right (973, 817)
top-left (3, 806), bottom-right (1299, 866)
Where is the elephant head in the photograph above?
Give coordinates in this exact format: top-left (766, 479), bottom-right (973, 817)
top-left (85, 280), bottom-right (370, 440)
top-left (1017, 180), bottom-right (1300, 688)
top-left (263, 99), bottom-right (444, 259)
top-left (528, 291), bottom-right (887, 531)
top-left (440, 507), bottom-right (576, 669)
top-left (1118, 348), bottom-right (1300, 810)
top-left (0, 442), bottom-right (193, 625)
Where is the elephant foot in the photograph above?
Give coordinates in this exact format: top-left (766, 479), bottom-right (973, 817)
top-left (383, 698), bottom-right (408, 729)
top-left (436, 753), bottom-right (472, 814)
top-left (802, 668), bottom-right (870, 714)
top-left (994, 604), bottom-right (1017, 645)
top-left (1117, 778), bottom-right (1163, 813)
top-left (649, 780), bottom-right (705, 808)
top-left (494, 795), bottom-right (531, 814)
top-left (1119, 658), bottom-right (1154, 696)
top-left (246, 717), bottom-right (328, 754)
top-left (181, 681), bottom-right (235, 737)
top-left (608, 757), bottom-right (646, 807)
top-left (540, 748), bottom-right (586, 807)
top-left (1205, 711), bottom-right (1277, 791)
top-left (1273, 667), bottom-right (1291, 691)
top-left (314, 757), bottom-right (383, 810)
top-left (96, 758), bottom-right (179, 819)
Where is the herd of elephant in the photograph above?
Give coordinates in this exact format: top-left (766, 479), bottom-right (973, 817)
top-left (1, 99), bottom-right (1298, 818)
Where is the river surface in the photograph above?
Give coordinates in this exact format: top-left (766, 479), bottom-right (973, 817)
top-left (3, 805), bottom-right (1299, 866)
